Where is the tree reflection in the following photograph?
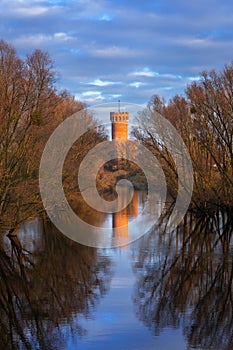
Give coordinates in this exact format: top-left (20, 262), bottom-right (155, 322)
top-left (133, 209), bottom-right (233, 350)
top-left (0, 220), bottom-right (112, 350)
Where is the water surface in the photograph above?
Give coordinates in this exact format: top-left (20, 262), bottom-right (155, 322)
top-left (1, 192), bottom-right (233, 349)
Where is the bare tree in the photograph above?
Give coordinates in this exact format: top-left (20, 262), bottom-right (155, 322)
top-left (0, 40), bottom-right (105, 231)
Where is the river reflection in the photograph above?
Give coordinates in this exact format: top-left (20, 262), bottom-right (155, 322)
top-left (0, 220), bottom-right (112, 350)
top-left (132, 210), bottom-right (233, 350)
top-left (1, 192), bottom-right (233, 349)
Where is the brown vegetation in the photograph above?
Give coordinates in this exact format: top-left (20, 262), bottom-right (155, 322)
top-left (0, 39), bottom-right (104, 232)
top-left (133, 62), bottom-right (233, 213)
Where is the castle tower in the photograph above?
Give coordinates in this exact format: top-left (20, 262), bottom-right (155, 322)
top-left (110, 104), bottom-right (129, 140)
top-left (110, 111), bottom-right (128, 140)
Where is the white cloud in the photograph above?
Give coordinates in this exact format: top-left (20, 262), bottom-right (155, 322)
top-left (129, 82), bottom-right (146, 88)
top-left (98, 14), bottom-right (112, 21)
top-left (14, 34), bottom-right (51, 46)
top-left (110, 94), bottom-right (122, 98)
top-left (162, 73), bottom-right (182, 80)
top-left (161, 86), bottom-right (174, 91)
top-left (69, 48), bottom-right (80, 54)
top-left (82, 91), bottom-right (102, 96)
top-left (3, 0), bottom-right (233, 106)
top-left (15, 6), bottom-right (48, 16)
top-left (176, 36), bottom-right (217, 49)
top-left (14, 32), bottom-right (75, 46)
top-left (0, 0), bottom-right (63, 17)
top-left (187, 76), bottom-right (202, 82)
top-left (54, 32), bottom-right (75, 42)
top-left (130, 68), bottom-right (183, 81)
top-left (89, 46), bottom-right (141, 58)
top-left (88, 79), bottom-right (118, 87)
top-left (77, 91), bottom-right (105, 103)
top-left (74, 91), bottom-right (123, 104)
top-left (130, 67), bottom-right (158, 78)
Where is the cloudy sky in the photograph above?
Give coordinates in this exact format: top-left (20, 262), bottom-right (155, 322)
top-left (1, 0), bottom-right (233, 105)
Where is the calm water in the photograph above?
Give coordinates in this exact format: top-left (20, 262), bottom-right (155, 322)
top-left (1, 191), bottom-right (233, 350)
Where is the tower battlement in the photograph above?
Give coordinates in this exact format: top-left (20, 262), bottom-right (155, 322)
top-left (110, 112), bottom-right (129, 123)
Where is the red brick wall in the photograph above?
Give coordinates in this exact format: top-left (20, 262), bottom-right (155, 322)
top-left (112, 123), bottom-right (128, 140)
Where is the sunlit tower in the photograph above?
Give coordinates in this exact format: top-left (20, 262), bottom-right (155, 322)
top-left (110, 100), bottom-right (129, 140)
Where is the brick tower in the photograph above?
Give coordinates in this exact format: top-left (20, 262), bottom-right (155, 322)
top-left (110, 102), bottom-right (128, 140)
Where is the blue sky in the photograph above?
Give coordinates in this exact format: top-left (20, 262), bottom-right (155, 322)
top-left (1, 0), bottom-right (233, 105)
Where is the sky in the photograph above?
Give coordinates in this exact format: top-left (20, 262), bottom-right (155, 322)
top-left (1, 0), bottom-right (233, 106)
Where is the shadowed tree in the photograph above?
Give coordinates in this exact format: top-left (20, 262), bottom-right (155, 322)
top-left (132, 208), bottom-right (233, 349)
top-left (0, 219), bottom-right (112, 350)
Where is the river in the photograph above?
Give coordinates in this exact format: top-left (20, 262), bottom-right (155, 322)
top-left (0, 191), bottom-right (232, 349)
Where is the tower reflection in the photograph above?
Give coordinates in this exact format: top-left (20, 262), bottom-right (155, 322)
top-left (112, 187), bottom-right (139, 247)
